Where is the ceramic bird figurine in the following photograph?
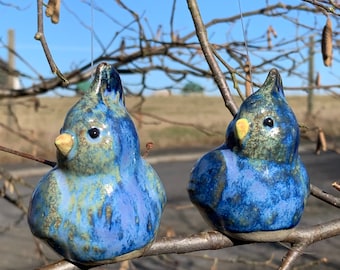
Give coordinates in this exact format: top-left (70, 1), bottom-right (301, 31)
top-left (28, 63), bottom-right (166, 266)
top-left (188, 69), bottom-right (309, 240)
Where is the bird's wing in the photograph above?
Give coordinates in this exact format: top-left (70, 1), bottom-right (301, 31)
top-left (188, 149), bottom-right (228, 212)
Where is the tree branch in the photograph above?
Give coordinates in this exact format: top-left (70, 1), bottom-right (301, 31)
top-left (37, 218), bottom-right (340, 270)
top-left (310, 183), bottom-right (340, 208)
top-left (35, 0), bottom-right (68, 83)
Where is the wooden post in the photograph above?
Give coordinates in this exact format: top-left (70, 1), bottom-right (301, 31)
top-left (307, 35), bottom-right (314, 117)
top-left (7, 29), bottom-right (15, 127)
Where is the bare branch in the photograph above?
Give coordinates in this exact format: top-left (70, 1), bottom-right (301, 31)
top-left (37, 218), bottom-right (340, 270)
top-left (130, 111), bottom-right (222, 136)
top-left (0, 145), bottom-right (56, 167)
top-left (35, 0), bottom-right (68, 83)
top-left (310, 183), bottom-right (340, 207)
top-left (303, 0), bottom-right (340, 15)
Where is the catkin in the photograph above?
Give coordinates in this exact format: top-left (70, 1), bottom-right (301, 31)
top-left (244, 60), bottom-right (252, 98)
top-left (315, 72), bottom-right (320, 88)
top-left (45, 0), bottom-right (60, 24)
top-left (315, 128), bottom-right (327, 155)
top-left (321, 18), bottom-right (333, 67)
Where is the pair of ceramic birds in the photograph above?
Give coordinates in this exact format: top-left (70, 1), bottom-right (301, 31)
top-left (28, 64), bottom-right (309, 266)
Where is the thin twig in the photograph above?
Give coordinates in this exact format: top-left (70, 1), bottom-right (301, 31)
top-left (0, 122), bottom-right (45, 150)
top-left (130, 111), bottom-right (221, 136)
top-left (0, 145), bottom-right (56, 167)
top-left (35, 0), bottom-right (68, 83)
top-left (310, 183), bottom-right (340, 208)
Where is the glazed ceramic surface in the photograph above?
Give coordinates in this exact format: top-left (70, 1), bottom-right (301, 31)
top-left (28, 63), bottom-right (166, 265)
top-left (188, 69), bottom-right (309, 234)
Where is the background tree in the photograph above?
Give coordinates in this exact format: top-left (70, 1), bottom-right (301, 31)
top-left (182, 81), bottom-right (204, 95)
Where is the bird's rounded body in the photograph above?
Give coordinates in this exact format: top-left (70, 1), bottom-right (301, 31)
top-left (188, 69), bottom-right (309, 236)
top-left (28, 63), bottom-right (166, 265)
top-left (189, 147), bottom-right (308, 233)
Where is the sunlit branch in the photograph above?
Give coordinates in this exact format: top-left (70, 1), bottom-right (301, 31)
top-left (35, 0), bottom-right (68, 83)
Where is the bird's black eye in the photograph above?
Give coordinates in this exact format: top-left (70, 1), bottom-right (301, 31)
top-left (88, 127), bottom-right (100, 139)
top-left (263, 117), bottom-right (274, 128)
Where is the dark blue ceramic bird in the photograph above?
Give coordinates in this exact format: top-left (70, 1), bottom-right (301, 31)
top-left (188, 69), bottom-right (309, 240)
top-left (28, 63), bottom-right (166, 266)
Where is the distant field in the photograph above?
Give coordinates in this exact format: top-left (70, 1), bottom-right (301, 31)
top-left (0, 94), bottom-right (338, 163)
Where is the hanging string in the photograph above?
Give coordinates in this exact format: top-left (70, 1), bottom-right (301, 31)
top-left (238, 0), bottom-right (253, 94)
top-left (90, 0), bottom-right (94, 78)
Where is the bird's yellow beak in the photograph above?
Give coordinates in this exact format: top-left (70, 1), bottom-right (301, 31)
top-left (235, 118), bottom-right (249, 142)
top-left (55, 133), bottom-right (73, 156)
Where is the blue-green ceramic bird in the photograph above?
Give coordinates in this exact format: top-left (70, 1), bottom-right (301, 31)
top-left (28, 63), bottom-right (166, 266)
top-left (188, 69), bottom-right (309, 240)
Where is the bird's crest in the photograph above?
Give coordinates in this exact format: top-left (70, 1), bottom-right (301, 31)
top-left (238, 68), bottom-right (288, 117)
top-left (258, 68), bottom-right (285, 99)
top-left (89, 63), bottom-right (125, 108)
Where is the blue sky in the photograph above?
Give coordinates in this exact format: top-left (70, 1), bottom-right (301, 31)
top-left (0, 1), bottom-right (338, 96)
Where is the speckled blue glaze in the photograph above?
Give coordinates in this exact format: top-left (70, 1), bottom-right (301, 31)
top-left (28, 63), bottom-right (166, 265)
top-left (188, 69), bottom-right (309, 233)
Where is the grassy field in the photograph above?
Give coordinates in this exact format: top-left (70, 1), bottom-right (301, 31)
top-left (0, 94), bottom-right (338, 163)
